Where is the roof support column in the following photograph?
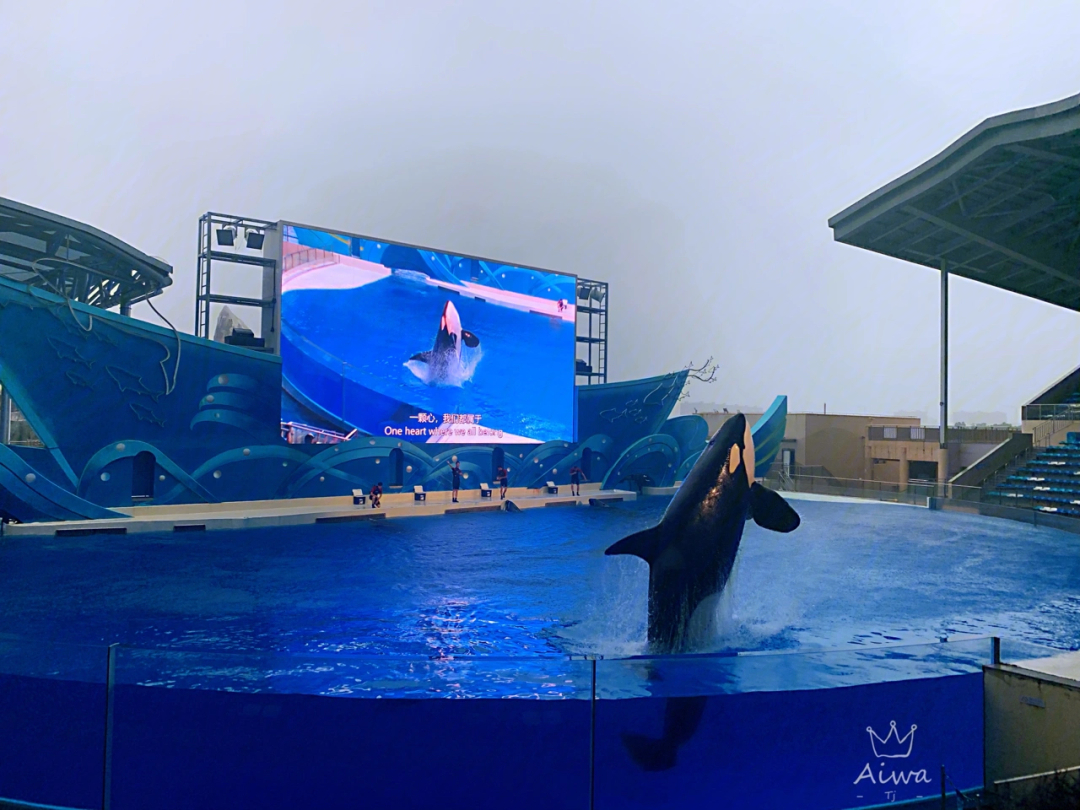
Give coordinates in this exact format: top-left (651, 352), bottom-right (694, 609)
top-left (938, 260), bottom-right (949, 497)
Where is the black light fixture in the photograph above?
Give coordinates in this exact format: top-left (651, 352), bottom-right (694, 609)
top-left (244, 228), bottom-right (265, 250)
top-left (216, 226), bottom-right (236, 247)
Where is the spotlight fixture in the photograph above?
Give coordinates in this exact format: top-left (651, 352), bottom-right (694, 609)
top-left (216, 226), bottom-right (236, 247)
top-left (244, 228), bottom-right (265, 250)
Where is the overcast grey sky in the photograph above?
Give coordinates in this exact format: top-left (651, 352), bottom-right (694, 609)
top-left (2, 1), bottom-right (1079, 423)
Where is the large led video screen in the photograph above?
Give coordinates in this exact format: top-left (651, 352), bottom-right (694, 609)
top-left (280, 224), bottom-right (577, 444)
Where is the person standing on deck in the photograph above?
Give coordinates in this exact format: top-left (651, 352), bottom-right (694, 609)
top-left (569, 465), bottom-right (586, 497)
top-left (448, 460), bottom-right (462, 503)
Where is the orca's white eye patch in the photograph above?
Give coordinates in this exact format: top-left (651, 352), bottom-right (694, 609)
top-left (728, 444), bottom-right (741, 475)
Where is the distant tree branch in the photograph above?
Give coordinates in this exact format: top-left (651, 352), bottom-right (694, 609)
top-left (678, 356), bottom-right (719, 401)
top-left (685, 356), bottom-right (718, 384)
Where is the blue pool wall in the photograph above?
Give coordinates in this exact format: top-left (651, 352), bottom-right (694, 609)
top-left (0, 276), bottom-right (774, 522)
top-left (0, 640), bottom-right (986, 810)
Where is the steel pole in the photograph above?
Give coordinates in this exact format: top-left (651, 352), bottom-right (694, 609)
top-left (939, 261), bottom-right (949, 497)
top-left (0, 386), bottom-right (10, 445)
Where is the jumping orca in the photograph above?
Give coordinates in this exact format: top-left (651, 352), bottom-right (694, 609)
top-left (605, 413), bottom-right (800, 771)
top-left (605, 412), bottom-right (800, 653)
top-left (407, 300), bottom-right (480, 386)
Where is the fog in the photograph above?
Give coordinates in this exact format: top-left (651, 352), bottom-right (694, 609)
top-left (2, 0), bottom-right (1078, 422)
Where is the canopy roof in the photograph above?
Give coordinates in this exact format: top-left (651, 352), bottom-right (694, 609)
top-left (829, 92), bottom-right (1080, 312)
top-left (0, 196), bottom-right (171, 310)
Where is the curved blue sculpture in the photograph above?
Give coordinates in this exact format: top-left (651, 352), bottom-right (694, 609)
top-left (0, 444), bottom-right (123, 522)
top-left (0, 274), bottom-right (791, 523)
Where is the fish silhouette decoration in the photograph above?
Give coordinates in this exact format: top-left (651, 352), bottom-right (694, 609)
top-left (47, 336), bottom-right (94, 368)
top-left (107, 366), bottom-right (162, 401)
top-left (129, 402), bottom-right (166, 428)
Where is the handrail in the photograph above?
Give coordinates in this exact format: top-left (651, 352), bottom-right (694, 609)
top-left (760, 468), bottom-right (1080, 523)
top-left (867, 425), bottom-right (1017, 443)
top-left (761, 471), bottom-right (982, 495)
top-left (950, 432), bottom-right (1033, 490)
top-left (1030, 412), bottom-right (1080, 447)
top-left (1022, 401), bottom-right (1080, 422)
top-left (0, 633), bottom-right (996, 665)
top-left (281, 421), bottom-right (348, 445)
top-left (981, 444), bottom-right (1039, 493)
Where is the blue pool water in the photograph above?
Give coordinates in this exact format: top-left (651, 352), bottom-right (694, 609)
top-left (1, 496), bottom-right (1077, 694)
top-left (281, 274), bottom-right (576, 441)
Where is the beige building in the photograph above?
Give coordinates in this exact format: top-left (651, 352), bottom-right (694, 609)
top-left (865, 425), bottom-right (1015, 486)
top-left (693, 410), bottom-right (1015, 487)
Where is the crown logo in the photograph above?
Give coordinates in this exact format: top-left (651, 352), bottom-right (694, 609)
top-left (866, 721), bottom-right (916, 759)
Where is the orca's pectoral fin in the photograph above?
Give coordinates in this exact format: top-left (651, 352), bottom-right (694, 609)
top-left (621, 732), bottom-right (678, 771)
top-left (409, 351), bottom-right (433, 363)
top-left (663, 696), bottom-right (708, 745)
top-left (605, 525), bottom-right (662, 563)
top-left (461, 330), bottom-right (480, 348)
top-left (749, 482), bottom-right (800, 533)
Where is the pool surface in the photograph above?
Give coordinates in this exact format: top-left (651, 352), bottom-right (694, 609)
top-left (3, 496), bottom-right (1078, 663)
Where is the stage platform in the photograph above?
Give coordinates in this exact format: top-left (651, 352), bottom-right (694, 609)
top-left (0, 485), bottom-right (636, 538)
top-left (642, 484), bottom-right (680, 496)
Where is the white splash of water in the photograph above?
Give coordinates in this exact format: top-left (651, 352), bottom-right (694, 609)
top-left (561, 555), bottom-right (649, 658)
top-left (404, 346), bottom-right (482, 388)
top-left (710, 541), bottom-right (806, 651)
top-left (712, 552), bottom-right (743, 646)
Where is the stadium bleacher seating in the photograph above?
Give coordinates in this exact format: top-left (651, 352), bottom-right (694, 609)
top-left (988, 432), bottom-right (1080, 517)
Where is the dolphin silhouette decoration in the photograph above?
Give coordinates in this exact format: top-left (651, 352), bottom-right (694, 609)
top-left (606, 412), bottom-right (800, 652)
top-left (605, 412), bottom-right (800, 770)
top-left (406, 300), bottom-right (480, 386)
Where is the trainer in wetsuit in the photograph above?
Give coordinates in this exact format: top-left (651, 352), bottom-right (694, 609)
top-left (569, 464), bottom-right (586, 497)
top-left (449, 461), bottom-right (462, 503)
top-left (497, 466), bottom-right (509, 500)
top-left (370, 482), bottom-right (382, 509)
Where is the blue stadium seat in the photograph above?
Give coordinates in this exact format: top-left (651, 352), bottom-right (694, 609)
top-left (988, 436), bottom-right (1080, 514)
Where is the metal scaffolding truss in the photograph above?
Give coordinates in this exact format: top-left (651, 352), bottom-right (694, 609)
top-left (195, 212), bottom-right (279, 349)
top-left (576, 278), bottom-right (608, 384)
top-left (830, 92), bottom-right (1080, 313)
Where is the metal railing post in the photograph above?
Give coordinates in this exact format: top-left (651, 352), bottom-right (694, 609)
top-left (589, 658), bottom-right (596, 810)
top-left (0, 387), bottom-right (10, 445)
top-left (102, 643), bottom-right (118, 810)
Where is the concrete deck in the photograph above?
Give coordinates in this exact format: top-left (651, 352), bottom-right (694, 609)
top-left (0, 485), bottom-right (637, 538)
top-left (1013, 650), bottom-right (1080, 683)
